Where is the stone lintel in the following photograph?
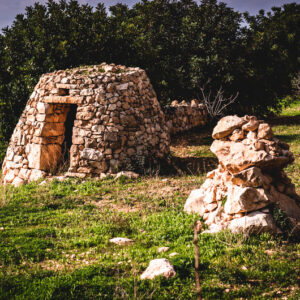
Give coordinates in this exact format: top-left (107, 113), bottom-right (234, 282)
top-left (42, 95), bottom-right (84, 104)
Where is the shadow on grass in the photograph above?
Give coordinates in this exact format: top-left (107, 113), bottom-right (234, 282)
top-left (268, 114), bottom-right (300, 126)
top-left (274, 134), bottom-right (300, 144)
top-left (171, 125), bottom-right (214, 147)
top-left (154, 156), bottom-right (218, 176)
top-left (172, 156), bottom-right (218, 175)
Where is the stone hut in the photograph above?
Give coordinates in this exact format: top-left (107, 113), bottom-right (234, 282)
top-left (2, 63), bottom-right (171, 186)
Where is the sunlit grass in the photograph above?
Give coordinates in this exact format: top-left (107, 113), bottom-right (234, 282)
top-left (0, 103), bottom-right (300, 299)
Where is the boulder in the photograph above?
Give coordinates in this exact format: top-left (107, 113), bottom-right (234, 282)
top-left (212, 115), bottom-right (246, 139)
top-left (224, 185), bottom-right (272, 214)
top-left (257, 123), bottom-right (273, 140)
top-left (231, 167), bottom-right (271, 188)
top-left (141, 259), bottom-right (176, 280)
top-left (109, 237), bottom-right (133, 246)
top-left (211, 140), bottom-right (291, 173)
top-left (115, 171), bottom-right (139, 180)
top-left (157, 247), bottom-right (170, 253)
top-left (242, 116), bottom-right (259, 132)
top-left (228, 211), bottom-right (281, 234)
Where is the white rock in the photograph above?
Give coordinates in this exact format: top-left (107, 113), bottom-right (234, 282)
top-left (169, 252), bottom-right (179, 257)
top-left (80, 148), bottom-right (104, 161)
top-left (29, 169), bottom-right (47, 182)
top-left (115, 171), bottom-right (139, 180)
top-left (141, 258), bottom-right (176, 280)
top-left (116, 83), bottom-right (128, 91)
top-left (184, 188), bottom-right (205, 215)
top-left (157, 247), bottom-right (169, 253)
top-left (231, 167), bottom-right (271, 188)
top-left (202, 223), bottom-right (225, 234)
top-left (212, 115), bottom-right (246, 139)
top-left (224, 185), bottom-right (272, 214)
top-left (228, 211), bottom-right (280, 234)
top-left (109, 237), bottom-right (133, 246)
top-left (11, 177), bottom-right (25, 187)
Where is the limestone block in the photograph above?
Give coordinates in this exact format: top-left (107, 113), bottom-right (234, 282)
top-left (29, 169), bottom-right (47, 182)
top-left (184, 188), bottom-right (206, 215)
top-left (12, 177), bottom-right (25, 187)
top-left (36, 113), bottom-right (68, 123)
top-left (18, 168), bottom-right (32, 180)
top-left (80, 148), bottom-right (104, 161)
top-left (56, 83), bottom-right (77, 89)
top-left (257, 123), bottom-right (273, 140)
top-left (269, 186), bottom-right (300, 223)
top-left (89, 160), bottom-right (108, 172)
top-left (212, 115), bottom-right (246, 139)
top-left (3, 170), bottom-right (16, 184)
top-left (72, 135), bottom-right (85, 145)
top-left (109, 237), bottom-right (133, 245)
top-left (116, 83), bottom-right (128, 91)
top-left (77, 167), bottom-right (94, 173)
top-left (34, 122), bottom-right (65, 137)
top-left (228, 211), bottom-right (280, 234)
top-left (229, 129), bottom-right (244, 142)
top-left (80, 88), bottom-right (94, 96)
top-left (43, 95), bottom-right (84, 104)
top-left (76, 111), bottom-right (95, 121)
top-left (211, 140), bottom-right (291, 174)
top-left (231, 167), bottom-right (271, 188)
top-left (242, 116), bottom-right (259, 132)
top-left (224, 185), bottom-right (272, 214)
top-left (141, 259), bottom-right (176, 280)
top-left (28, 144), bottom-right (62, 171)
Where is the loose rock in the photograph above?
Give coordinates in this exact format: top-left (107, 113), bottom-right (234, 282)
top-left (141, 258), bottom-right (176, 280)
top-left (109, 237), bottom-right (133, 246)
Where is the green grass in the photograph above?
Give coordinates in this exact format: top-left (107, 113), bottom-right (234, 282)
top-left (1, 104), bottom-right (300, 299)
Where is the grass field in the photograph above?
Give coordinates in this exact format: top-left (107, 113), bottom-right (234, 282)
top-left (0, 103), bottom-right (300, 299)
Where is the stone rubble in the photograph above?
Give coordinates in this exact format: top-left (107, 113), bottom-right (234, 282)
top-left (184, 115), bottom-right (300, 236)
top-left (140, 258), bottom-right (176, 280)
top-left (2, 63), bottom-right (208, 186)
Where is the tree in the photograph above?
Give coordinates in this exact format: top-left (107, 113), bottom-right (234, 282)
top-left (0, 0), bottom-right (109, 140)
top-left (237, 3), bottom-right (300, 115)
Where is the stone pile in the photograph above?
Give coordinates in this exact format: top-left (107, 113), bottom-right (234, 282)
top-left (164, 99), bottom-right (208, 134)
top-left (2, 63), bottom-right (171, 186)
top-left (184, 115), bottom-right (300, 235)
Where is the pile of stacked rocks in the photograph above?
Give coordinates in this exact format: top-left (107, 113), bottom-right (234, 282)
top-left (164, 100), bottom-right (208, 134)
top-left (2, 63), bottom-right (171, 186)
top-left (184, 115), bottom-right (300, 235)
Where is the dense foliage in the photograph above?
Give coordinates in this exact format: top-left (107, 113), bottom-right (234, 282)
top-left (0, 0), bottom-right (299, 142)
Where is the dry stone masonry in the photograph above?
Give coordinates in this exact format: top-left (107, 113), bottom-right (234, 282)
top-left (164, 99), bottom-right (208, 134)
top-left (2, 63), bottom-right (208, 186)
top-left (2, 64), bottom-right (172, 186)
top-left (184, 115), bottom-right (300, 236)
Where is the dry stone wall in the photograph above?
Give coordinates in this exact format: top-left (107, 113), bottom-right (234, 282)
top-left (2, 63), bottom-right (173, 186)
top-left (164, 100), bottom-right (208, 134)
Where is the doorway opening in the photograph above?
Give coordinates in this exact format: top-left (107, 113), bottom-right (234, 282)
top-left (61, 104), bottom-right (77, 172)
